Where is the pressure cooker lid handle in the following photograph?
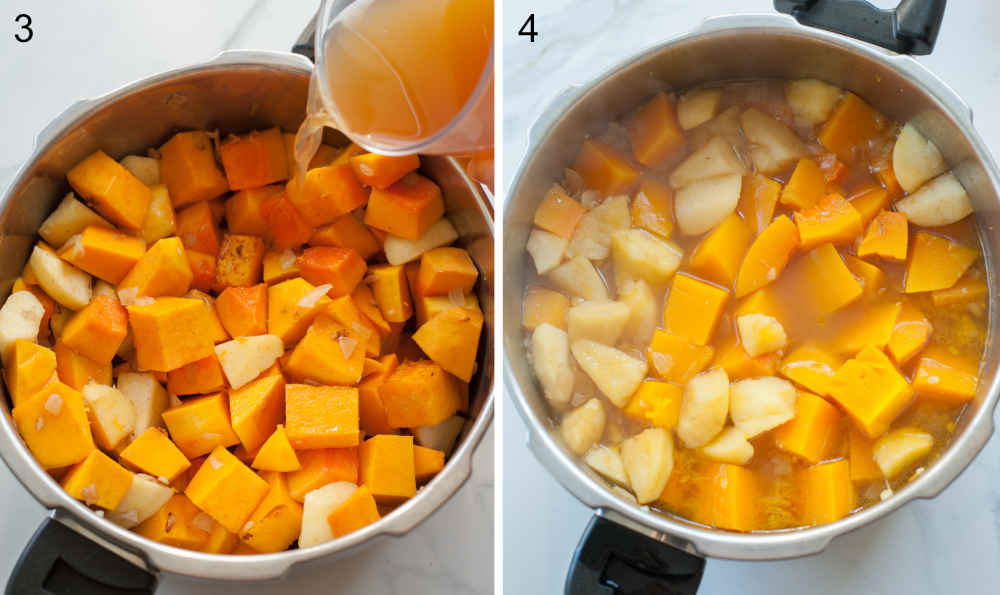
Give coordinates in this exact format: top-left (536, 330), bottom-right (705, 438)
top-left (565, 514), bottom-right (705, 595)
top-left (5, 518), bottom-right (157, 595)
top-left (774, 0), bottom-right (947, 55)
top-left (292, 9), bottom-right (319, 62)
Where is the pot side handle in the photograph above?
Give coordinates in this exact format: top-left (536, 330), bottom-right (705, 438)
top-left (5, 517), bottom-right (157, 595)
top-left (564, 514), bottom-right (705, 595)
top-left (774, 0), bottom-right (946, 55)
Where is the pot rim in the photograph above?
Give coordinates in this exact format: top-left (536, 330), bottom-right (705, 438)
top-left (504, 12), bottom-right (1000, 561)
top-left (0, 48), bottom-right (494, 581)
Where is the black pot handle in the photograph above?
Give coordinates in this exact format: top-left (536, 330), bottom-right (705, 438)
top-left (565, 515), bottom-right (706, 595)
top-left (774, 0), bottom-right (946, 55)
top-left (5, 518), bottom-right (157, 595)
top-left (292, 9), bottom-right (318, 62)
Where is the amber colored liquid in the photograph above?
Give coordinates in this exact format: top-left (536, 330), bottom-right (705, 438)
top-left (320, 0), bottom-right (492, 145)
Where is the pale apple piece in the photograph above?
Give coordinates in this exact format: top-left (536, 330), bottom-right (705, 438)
top-left (611, 485), bottom-right (639, 505)
top-left (299, 481), bottom-right (358, 548)
top-left (49, 306), bottom-right (72, 338)
top-left (618, 280), bottom-right (658, 346)
top-left (700, 426), bottom-right (754, 464)
top-left (669, 136), bottom-right (745, 189)
top-left (38, 193), bottom-right (112, 248)
top-left (383, 218), bottom-right (459, 265)
top-left (547, 256), bottom-right (609, 301)
top-left (526, 229), bottom-right (568, 274)
top-left (93, 280), bottom-right (118, 298)
top-left (0, 291), bottom-right (44, 360)
top-left (82, 381), bottom-right (137, 451)
top-left (141, 186), bottom-right (177, 245)
top-left (584, 444), bottom-right (628, 486)
top-left (892, 123), bottom-right (947, 193)
top-left (120, 155), bottom-right (161, 187)
top-left (895, 171), bottom-right (972, 227)
top-left (740, 108), bottom-right (807, 174)
top-left (674, 174), bottom-right (742, 236)
top-left (678, 88), bottom-right (723, 130)
top-left (116, 372), bottom-right (169, 439)
top-left (689, 106), bottom-right (745, 153)
top-left (611, 228), bottom-right (683, 288)
top-left (413, 415), bottom-right (465, 456)
top-left (107, 474), bottom-right (169, 529)
top-left (736, 313), bottom-right (788, 357)
top-left (28, 245), bottom-right (93, 310)
top-left (677, 368), bottom-right (730, 448)
top-left (873, 428), bottom-right (933, 478)
top-left (214, 334), bottom-right (284, 390)
top-left (729, 376), bottom-right (796, 438)
top-left (570, 340), bottom-right (648, 407)
top-left (560, 398), bottom-right (606, 455)
top-left (566, 196), bottom-right (631, 261)
top-left (567, 301), bottom-right (630, 346)
top-left (531, 323), bottom-right (575, 410)
top-left (785, 79), bottom-right (842, 125)
top-left (621, 427), bottom-right (674, 504)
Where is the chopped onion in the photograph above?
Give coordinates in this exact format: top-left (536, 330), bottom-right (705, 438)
top-left (132, 296), bottom-right (154, 307)
top-left (297, 284), bottom-right (332, 308)
top-left (339, 335), bottom-right (358, 360)
top-left (81, 484), bottom-right (99, 506)
top-left (117, 287), bottom-right (138, 307)
top-left (207, 455), bottom-right (222, 470)
top-left (44, 393), bottom-right (63, 415)
top-left (279, 249), bottom-right (296, 270)
top-left (242, 521), bottom-right (254, 534)
top-left (122, 510), bottom-right (139, 525)
top-left (35, 417), bottom-right (44, 430)
top-left (95, 510), bottom-right (105, 518)
top-left (192, 512), bottom-right (215, 533)
top-left (448, 288), bottom-right (467, 308)
top-left (164, 512), bottom-right (177, 532)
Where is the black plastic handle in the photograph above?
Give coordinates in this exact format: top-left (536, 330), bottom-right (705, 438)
top-left (775, 0), bottom-right (946, 55)
top-left (292, 9), bottom-right (318, 62)
top-left (5, 518), bottom-right (156, 595)
top-left (565, 515), bottom-right (706, 595)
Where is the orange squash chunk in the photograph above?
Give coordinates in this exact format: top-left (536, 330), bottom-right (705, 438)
top-left (417, 247), bottom-right (478, 296)
top-left (662, 274), bottom-right (729, 346)
top-left (284, 384), bottom-right (360, 449)
top-left (327, 484), bottom-right (381, 537)
top-left (185, 250), bottom-right (217, 293)
top-left (912, 346), bottom-right (978, 405)
top-left (818, 92), bottom-right (883, 162)
top-left (843, 254), bottom-right (886, 299)
top-left (572, 139), bottom-right (641, 195)
top-left (647, 330), bottom-right (714, 384)
top-left (59, 295), bottom-right (128, 363)
top-left (848, 185), bottom-right (891, 227)
top-left (412, 306), bottom-right (484, 382)
top-left (522, 287), bottom-right (569, 330)
top-left (533, 184), bottom-right (587, 238)
top-left (359, 434), bottom-right (416, 504)
top-left (358, 354), bottom-right (399, 436)
top-left (622, 380), bottom-right (683, 430)
top-left (801, 459), bottom-right (856, 525)
top-left (251, 426), bottom-right (301, 473)
top-left (186, 446), bottom-right (269, 534)
top-left (367, 264), bottom-right (413, 323)
top-left (794, 193), bottom-right (862, 249)
top-left (773, 392), bottom-right (840, 463)
top-left (847, 426), bottom-right (882, 481)
top-left (240, 470), bottom-right (303, 554)
top-left (827, 346), bottom-right (913, 438)
top-left (119, 427), bottom-right (191, 482)
top-left (326, 295), bottom-right (381, 357)
top-left (3, 340), bottom-right (57, 408)
top-left (858, 210), bottom-right (908, 261)
top-left (261, 191), bottom-right (313, 250)
top-left (286, 447), bottom-right (358, 502)
top-left (229, 373), bottom-right (286, 453)
top-left (697, 463), bottom-right (758, 532)
top-left (216, 284), bottom-right (268, 338)
top-left (734, 215), bottom-right (799, 298)
top-left (309, 214), bottom-right (381, 260)
top-left (738, 173), bottom-right (781, 235)
top-left (298, 246), bottom-right (367, 298)
top-left (689, 213), bottom-right (751, 289)
top-left (159, 131), bottom-right (229, 207)
top-left (186, 290), bottom-right (230, 344)
top-left (261, 249), bottom-right (300, 285)
top-left (135, 494), bottom-right (210, 549)
top-left (363, 173), bottom-right (443, 241)
top-left (161, 392), bottom-right (241, 458)
top-left (285, 316), bottom-right (366, 386)
top-left (166, 354), bottom-right (225, 396)
top-left (712, 337), bottom-right (780, 381)
top-left (59, 225), bottom-right (146, 284)
top-left (833, 300), bottom-right (902, 355)
top-left (625, 92), bottom-right (685, 166)
top-left (54, 341), bottom-right (111, 390)
top-left (887, 298), bottom-right (932, 365)
top-left (413, 445), bottom-right (445, 483)
top-left (66, 150), bottom-right (151, 231)
top-left (379, 360), bottom-right (463, 428)
top-left (785, 243), bottom-right (863, 314)
top-left (349, 152), bottom-right (420, 189)
top-left (219, 128), bottom-right (289, 190)
top-left (931, 275), bottom-right (988, 307)
top-left (286, 163), bottom-right (369, 226)
top-left (128, 297), bottom-right (216, 372)
top-left (631, 178), bottom-right (675, 239)
top-left (780, 158), bottom-right (826, 210)
top-left (12, 381), bottom-right (94, 469)
top-left (226, 185), bottom-right (283, 237)
top-left (215, 234), bottom-right (265, 289)
top-left (733, 285), bottom-right (784, 321)
top-left (267, 277), bottom-right (333, 346)
top-left (905, 232), bottom-right (978, 293)
top-left (779, 343), bottom-right (842, 396)
top-left (118, 237), bottom-right (193, 299)
top-left (61, 450), bottom-right (134, 510)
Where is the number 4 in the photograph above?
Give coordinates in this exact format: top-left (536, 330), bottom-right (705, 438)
top-left (519, 14), bottom-right (537, 42)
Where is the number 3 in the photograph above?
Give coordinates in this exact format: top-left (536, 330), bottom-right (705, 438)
top-left (14, 13), bottom-right (32, 43)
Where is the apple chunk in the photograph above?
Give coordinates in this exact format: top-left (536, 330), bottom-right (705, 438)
top-left (621, 427), bottom-right (674, 504)
top-left (611, 228), bottom-right (682, 288)
top-left (740, 108), bottom-right (806, 174)
top-left (571, 340), bottom-right (647, 407)
top-left (107, 474), bottom-right (173, 529)
top-left (526, 229), bottom-right (568, 274)
top-left (729, 377), bottom-right (796, 438)
top-left (299, 481), bottom-right (358, 548)
top-left (567, 301), bottom-right (630, 346)
top-left (0, 291), bottom-right (45, 360)
top-left (214, 334), bottom-right (284, 390)
top-left (531, 323), bottom-right (574, 410)
top-left (895, 171), bottom-right (972, 227)
top-left (892, 122), bottom-right (947, 193)
top-left (677, 367), bottom-right (729, 448)
top-left (669, 136), bottom-right (744, 189)
top-left (560, 398), bottom-right (606, 455)
top-left (785, 79), bottom-right (842, 125)
top-left (674, 174), bottom-right (742, 236)
top-left (28, 245), bottom-right (92, 310)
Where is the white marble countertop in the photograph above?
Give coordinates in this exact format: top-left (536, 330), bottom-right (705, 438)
top-left (0, 2), bottom-right (493, 593)
top-left (503, 1), bottom-right (1000, 593)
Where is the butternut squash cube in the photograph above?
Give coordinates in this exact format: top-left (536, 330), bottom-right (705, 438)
top-left (827, 346), bottom-right (913, 438)
top-left (238, 471), bottom-right (303, 553)
top-left (60, 226), bottom-right (146, 284)
top-left (573, 139), bottom-right (641, 196)
top-left (285, 384), bottom-right (360, 449)
top-left (904, 232), bottom-right (978, 293)
top-left (794, 193), bottom-right (863, 249)
top-left (662, 274), bottom-right (729, 346)
top-left (363, 173), bottom-right (443, 241)
top-left (161, 392), bottom-right (241, 458)
top-left (912, 346), bottom-right (978, 405)
top-left (159, 131), bottom-right (229, 207)
top-left (779, 343), bottom-right (843, 396)
top-left (54, 341), bottom-right (111, 390)
top-left (773, 391), bottom-right (840, 463)
top-left (118, 237), bottom-right (193, 300)
top-left (298, 246), bottom-right (366, 298)
top-left (848, 185), bottom-right (891, 227)
top-left (734, 215), bottom-right (799, 298)
top-left (60, 295), bottom-right (128, 363)
top-left (738, 173), bottom-right (782, 235)
top-left (358, 354), bottom-right (399, 436)
top-left (833, 300), bottom-right (902, 355)
top-left (119, 428), bottom-right (191, 482)
top-left (413, 445), bottom-right (445, 483)
top-left (326, 295), bottom-right (382, 357)
top-left (261, 191), bottom-right (313, 250)
top-left (848, 426), bottom-right (883, 481)
top-left (380, 360), bottom-right (463, 428)
top-left (287, 447), bottom-right (359, 502)
top-left (698, 462), bottom-right (757, 532)
top-left (199, 523), bottom-right (239, 555)
top-left (533, 184), bottom-right (586, 239)
top-left (267, 278), bottom-right (333, 346)
top-left (689, 213), bottom-right (751, 289)
top-left (12, 381), bottom-right (94, 468)
top-left (624, 92), bottom-right (685, 167)
top-left (62, 449), bottom-right (133, 510)
top-left (367, 264), bottom-right (413, 323)
top-left (66, 150), bottom-right (151, 231)
top-left (326, 484), bottom-right (381, 538)
top-left (215, 234), bottom-right (265, 289)
top-left (785, 243), bottom-right (863, 314)
top-left (647, 330), bottom-right (714, 384)
top-left (176, 201), bottom-right (220, 255)
top-left (712, 338), bottom-right (780, 381)
top-left (887, 299), bottom-right (932, 365)
top-left (4, 340), bottom-right (56, 407)
top-left (166, 352), bottom-right (224, 396)
top-left (128, 297), bottom-right (215, 372)
top-left (818, 92), bottom-right (883, 162)
top-left (287, 164), bottom-right (369, 226)
top-left (219, 128), bottom-right (289, 190)
top-left (262, 249), bottom-right (301, 285)
top-left (631, 179), bottom-right (675, 239)
top-left (185, 250), bottom-right (217, 293)
top-left (139, 185), bottom-right (178, 245)
top-left (412, 306), bottom-right (483, 382)
top-left (285, 316), bottom-right (365, 386)
top-left (843, 254), bottom-right (886, 299)
top-left (252, 425), bottom-right (301, 472)
top-left (311, 213), bottom-right (382, 261)
top-left (185, 290), bottom-right (230, 344)
top-left (186, 446), bottom-right (269, 534)
top-left (216, 284), bottom-right (267, 338)
top-left (226, 185), bottom-right (283, 237)
top-left (931, 276), bottom-right (988, 307)
top-left (417, 247), bottom-right (478, 297)
top-left (135, 494), bottom-right (210, 549)
top-left (780, 158), bottom-right (825, 210)
top-left (623, 380), bottom-right (683, 430)
top-left (349, 152), bottom-right (420, 189)
top-left (801, 459), bottom-right (855, 525)
top-left (359, 434), bottom-right (416, 504)
top-left (858, 210), bottom-right (908, 261)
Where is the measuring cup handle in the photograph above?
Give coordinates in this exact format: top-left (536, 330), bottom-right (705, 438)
top-left (292, 9), bottom-right (319, 61)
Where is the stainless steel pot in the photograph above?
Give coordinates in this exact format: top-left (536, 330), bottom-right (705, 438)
top-left (504, 8), bottom-right (998, 594)
top-left (0, 49), bottom-right (493, 591)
